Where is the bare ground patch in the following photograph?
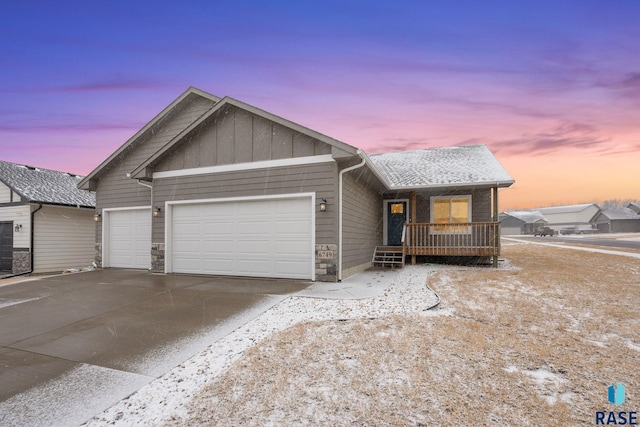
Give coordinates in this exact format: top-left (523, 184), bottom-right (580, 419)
top-left (174, 242), bottom-right (639, 426)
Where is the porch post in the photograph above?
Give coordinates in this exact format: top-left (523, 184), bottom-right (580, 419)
top-left (411, 191), bottom-right (417, 265)
top-left (492, 187), bottom-right (499, 268)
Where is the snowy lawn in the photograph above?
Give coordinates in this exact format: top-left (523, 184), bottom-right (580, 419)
top-left (87, 242), bottom-right (639, 426)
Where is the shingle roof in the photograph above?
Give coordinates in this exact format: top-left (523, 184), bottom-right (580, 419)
top-left (369, 145), bottom-right (514, 189)
top-left (503, 210), bottom-right (547, 223)
top-left (599, 207), bottom-right (640, 220)
top-left (0, 160), bottom-right (95, 207)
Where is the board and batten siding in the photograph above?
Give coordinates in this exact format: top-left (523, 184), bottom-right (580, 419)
top-left (94, 95), bottom-right (215, 244)
top-left (0, 204), bottom-right (31, 248)
top-left (341, 170), bottom-right (383, 277)
top-left (152, 162), bottom-right (338, 246)
top-left (33, 205), bottom-right (95, 273)
top-left (154, 105), bottom-right (332, 172)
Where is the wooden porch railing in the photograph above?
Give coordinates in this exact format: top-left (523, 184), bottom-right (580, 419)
top-left (403, 222), bottom-right (500, 257)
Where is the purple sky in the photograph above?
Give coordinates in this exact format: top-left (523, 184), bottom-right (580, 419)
top-left (1, 1), bottom-right (639, 208)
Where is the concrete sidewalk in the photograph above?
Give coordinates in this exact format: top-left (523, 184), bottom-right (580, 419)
top-left (295, 268), bottom-right (400, 300)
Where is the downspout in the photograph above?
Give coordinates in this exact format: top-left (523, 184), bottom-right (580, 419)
top-left (338, 150), bottom-right (367, 282)
top-left (137, 179), bottom-right (153, 209)
top-left (27, 203), bottom-right (44, 275)
top-left (136, 179), bottom-right (153, 271)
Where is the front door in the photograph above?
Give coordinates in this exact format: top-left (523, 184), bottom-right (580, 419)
top-left (0, 222), bottom-right (13, 272)
top-left (386, 201), bottom-right (407, 246)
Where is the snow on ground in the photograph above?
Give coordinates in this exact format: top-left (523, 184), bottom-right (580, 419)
top-left (85, 266), bottom-right (442, 426)
top-left (502, 237), bottom-right (640, 259)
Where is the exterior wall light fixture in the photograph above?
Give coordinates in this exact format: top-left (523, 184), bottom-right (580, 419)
top-left (319, 199), bottom-right (327, 212)
top-left (14, 224), bottom-right (22, 232)
top-left (153, 207), bottom-right (161, 217)
top-left (93, 213), bottom-right (101, 222)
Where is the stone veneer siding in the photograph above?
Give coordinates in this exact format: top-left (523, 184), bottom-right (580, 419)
top-left (12, 249), bottom-right (31, 274)
top-left (94, 243), bottom-right (102, 268)
top-left (315, 243), bottom-right (338, 282)
top-left (151, 243), bottom-right (165, 273)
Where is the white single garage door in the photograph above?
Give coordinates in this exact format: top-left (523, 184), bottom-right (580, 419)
top-left (107, 208), bottom-right (151, 269)
top-left (170, 196), bottom-right (313, 279)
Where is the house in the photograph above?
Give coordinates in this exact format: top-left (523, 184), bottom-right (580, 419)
top-left (78, 87), bottom-right (514, 282)
top-left (499, 210), bottom-right (548, 235)
top-left (593, 207), bottom-right (640, 233)
top-left (627, 202), bottom-right (640, 215)
top-left (534, 203), bottom-right (601, 233)
top-left (0, 160), bottom-right (96, 275)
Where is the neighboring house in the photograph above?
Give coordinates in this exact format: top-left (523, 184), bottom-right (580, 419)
top-left (499, 210), bottom-right (547, 235)
top-left (534, 203), bottom-right (601, 233)
top-left (0, 160), bottom-right (96, 275)
top-left (78, 87), bottom-right (514, 282)
top-left (593, 207), bottom-right (640, 233)
top-left (627, 202), bottom-right (640, 215)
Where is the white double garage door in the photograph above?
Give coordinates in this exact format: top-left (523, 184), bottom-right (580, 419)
top-left (106, 195), bottom-right (314, 280)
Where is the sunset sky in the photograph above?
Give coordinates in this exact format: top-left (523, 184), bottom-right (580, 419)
top-left (1, 1), bottom-right (639, 209)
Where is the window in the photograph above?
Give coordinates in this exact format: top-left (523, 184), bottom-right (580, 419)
top-left (390, 203), bottom-right (404, 214)
top-left (430, 196), bottom-right (471, 233)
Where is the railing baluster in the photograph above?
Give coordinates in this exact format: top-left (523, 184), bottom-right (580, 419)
top-left (404, 222), bottom-right (500, 257)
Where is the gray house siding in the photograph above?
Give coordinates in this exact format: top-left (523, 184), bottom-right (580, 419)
top-left (342, 169), bottom-right (383, 277)
top-left (154, 104), bottom-right (332, 172)
top-left (93, 95), bottom-right (214, 251)
top-left (384, 188), bottom-right (492, 223)
top-left (151, 161), bottom-right (339, 279)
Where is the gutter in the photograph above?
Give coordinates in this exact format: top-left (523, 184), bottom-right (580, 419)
top-left (337, 150), bottom-right (367, 282)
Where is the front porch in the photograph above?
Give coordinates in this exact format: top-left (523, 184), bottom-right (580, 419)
top-left (403, 222), bottom-right (500, 257)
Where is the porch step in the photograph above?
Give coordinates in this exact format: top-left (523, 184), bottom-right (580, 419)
top-left (372, 246), bottom-right (404, 268)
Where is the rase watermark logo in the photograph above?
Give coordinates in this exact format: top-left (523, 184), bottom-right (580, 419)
top-left (596, 382), bottom-right (637, 425)
top-left (609, 383), bottom-right (626, 407)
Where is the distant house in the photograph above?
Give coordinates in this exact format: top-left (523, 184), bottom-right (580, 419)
top-left (78, 87), bottom-right (514, 281)
top-left (535, 203), bottom-right (601, 233)
top-left (627, 202), bottom-right (640, 215)
top-left (593, 207), bottom-right (640, 233)
top-left (499, 210), bottom-right (547, 235)
top-left (0, 160), bottom-right (96, 275)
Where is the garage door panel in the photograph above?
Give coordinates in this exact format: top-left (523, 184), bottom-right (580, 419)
top-left (237, 240), bottom-right (272, 256)
top-left (171, 197), bottom-right (312, 279)
top-left (203, 221), bottom-right (234, 235)
top-left (202, 240), bottom-right (234, 252)
top-left (236, 259), bottom-right (270, 275)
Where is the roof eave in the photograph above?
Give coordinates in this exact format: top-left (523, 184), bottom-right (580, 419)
top-left (77, 87), bottom-right (221, 189)
top-left (386, 179), bottom-right (515, 191)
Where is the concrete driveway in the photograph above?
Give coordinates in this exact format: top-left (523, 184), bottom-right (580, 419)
top-left (0, 269), bottom-right (309, 426)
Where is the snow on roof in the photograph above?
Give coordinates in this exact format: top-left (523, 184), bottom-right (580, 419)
top-left (369, 145), bottom-right (514, 189)
top-left (536, 203), bottom-right (598, 214)
top-left (599, 207), bottom-right (640, 220)
top-left (627, 202), bottom-right (640, 213)
top-left (0, 160), bottom-right (95, 207)
top-left (504, 210), bottom-right (547, 223)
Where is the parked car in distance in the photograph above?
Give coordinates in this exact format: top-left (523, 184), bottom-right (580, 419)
top-left (560, 226), bottom-right (600, 235)
top-left (534, 227), bottom-right (554, 236)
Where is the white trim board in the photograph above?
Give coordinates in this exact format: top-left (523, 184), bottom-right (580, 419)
top-left (153, 155), bottom-right (334, 179)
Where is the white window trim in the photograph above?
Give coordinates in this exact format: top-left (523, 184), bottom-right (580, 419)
top-left (430, 195), bottom-right (472, 234)
top-left (153, 155), bottom-right (334, 179)
top-left (164, 193), bottom-right (316, 280)
top-left (382, 199), bottom-right (409, 246)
